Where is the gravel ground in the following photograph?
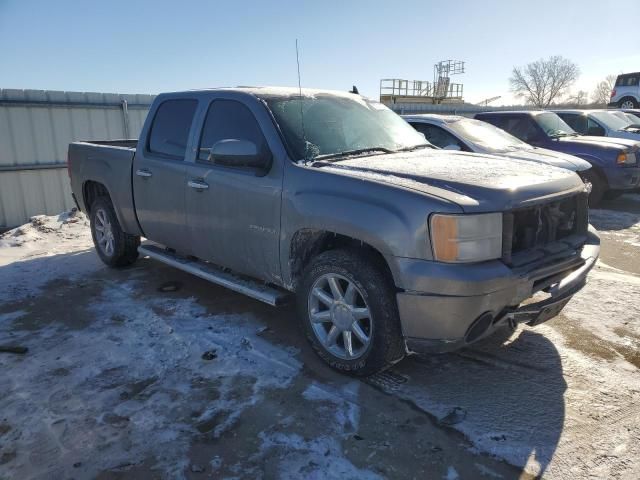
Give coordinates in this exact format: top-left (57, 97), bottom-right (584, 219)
top-left (1, 196), bottom-right (639, 479)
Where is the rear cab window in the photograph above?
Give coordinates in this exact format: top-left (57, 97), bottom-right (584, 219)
top-left (147, 99), bottom-right (198, 159)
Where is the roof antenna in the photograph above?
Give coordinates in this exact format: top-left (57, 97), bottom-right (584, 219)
top-left (295, 39), bottom-right (308, 161)
top-left (350, 85), bottom-right (359, 94)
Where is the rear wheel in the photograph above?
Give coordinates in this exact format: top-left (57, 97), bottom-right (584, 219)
top-left (620, 97), bottom-right (639, 109)
top-left (90, 196), bottom-right (140, 267)
top-left (297, 249), bottom-right (405, 376)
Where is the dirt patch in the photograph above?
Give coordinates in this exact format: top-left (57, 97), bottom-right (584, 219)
top-left (552, 317), bottom-right (640, 368)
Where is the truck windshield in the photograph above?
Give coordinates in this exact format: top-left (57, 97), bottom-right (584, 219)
top-left (534, 112), bottom-right (577, 137)
top-left (263, 93), bottom-right (429, 161)
top-left (448, 118), bottom-right (531, 153)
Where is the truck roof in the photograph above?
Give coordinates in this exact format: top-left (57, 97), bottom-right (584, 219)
top-left (401, 114), bottom-right (465, 124)
top-left (475, 110), bottom-right (545, 116)
top-left (164, 86), bottom-right (365, 101)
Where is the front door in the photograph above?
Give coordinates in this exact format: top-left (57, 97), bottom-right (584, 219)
top-left (185, 98), bottom-right (282, 283)
top-left (133, 98), bottom-right (198, 253)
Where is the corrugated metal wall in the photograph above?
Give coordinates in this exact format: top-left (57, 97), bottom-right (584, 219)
top-left (0, 89), bottom-right (154, 228)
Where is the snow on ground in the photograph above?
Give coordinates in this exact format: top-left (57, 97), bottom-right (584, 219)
top-left (0, 210), bottom-right (100, 302)
top-left (1, 208), bottom-right (640, 478)
top-left (590, 208), bottom-right (640, 247)
top-left (0, 278), bottom-right (384, 479)
top-left (385, 261), bottom-right (640, 478)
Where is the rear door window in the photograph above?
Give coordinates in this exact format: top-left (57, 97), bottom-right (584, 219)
top-left (148, 99), bottom-right (198, 159)
top-left (617, 74), bottom-right (640, 87)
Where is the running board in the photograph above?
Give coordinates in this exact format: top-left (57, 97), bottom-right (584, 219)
top-left (138, 244), bottom-right (291, 306)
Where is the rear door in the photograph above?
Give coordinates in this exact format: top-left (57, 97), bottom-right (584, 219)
top-left (185, 97), bottom-right (282, 282)
top-left (133, 98), bottom-right (198, 252)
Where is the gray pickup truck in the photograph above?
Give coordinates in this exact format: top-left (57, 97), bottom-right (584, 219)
top-left (68, 87), bottom-right (600, 375)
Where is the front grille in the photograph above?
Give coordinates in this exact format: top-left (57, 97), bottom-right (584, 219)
top-left (502, 193), bottom-right (588, 267)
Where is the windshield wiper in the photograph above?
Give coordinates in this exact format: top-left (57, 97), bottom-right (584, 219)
top-left (313, 147), bottom-right (393, 162)
top-left (549, 131), bottom-right (578, 138)
top-left (395, 143), bottom-right (434, 152)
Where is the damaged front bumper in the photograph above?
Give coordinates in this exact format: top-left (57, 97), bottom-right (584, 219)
top-left (395, 226), bottom-right (600, 355)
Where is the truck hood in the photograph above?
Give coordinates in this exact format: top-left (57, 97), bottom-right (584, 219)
top-left (316, 149), bottom-right (584, 213)
top-left (555, 134), bottom-right (639, 151)
top-left (495, 147), bottom-right (591, 172)
top-left (603, 130), bottom-right (640, 141)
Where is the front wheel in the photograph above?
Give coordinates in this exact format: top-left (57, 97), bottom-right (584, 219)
top-left (297, 249), bottom-right (405, 376)
top-left (90, 196), bottom-right (140, 267)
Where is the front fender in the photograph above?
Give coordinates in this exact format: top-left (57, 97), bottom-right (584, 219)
top-left (280, 164), bottom-right (462, 288)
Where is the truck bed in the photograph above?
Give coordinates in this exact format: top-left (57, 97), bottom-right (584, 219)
top-left (68, 140), bottom-right (142, 236)
top-left (82, 139), bottom-right (138, 149)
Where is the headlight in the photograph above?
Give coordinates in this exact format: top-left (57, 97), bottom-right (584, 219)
top-left (617, 151), bottom-right (637, 165)
top-left (430, 213), bottom-right (503, 263)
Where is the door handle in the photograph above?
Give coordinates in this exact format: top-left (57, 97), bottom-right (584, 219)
top-left (136, 169), bottom-right (153, 178)
top-left (188, 179), bottom-right (209, 190)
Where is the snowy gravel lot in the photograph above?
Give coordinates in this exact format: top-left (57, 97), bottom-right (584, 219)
top-left (1, 196), bottom-right (639, 479)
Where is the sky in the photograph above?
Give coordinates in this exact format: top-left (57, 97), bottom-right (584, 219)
top-left (1, 0), bottom-right (640, 106)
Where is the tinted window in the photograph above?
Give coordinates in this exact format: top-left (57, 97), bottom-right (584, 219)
top-left (411, 123), bottom-right (465, 150)
top-left (617, 74), bottom-right (640, 87)
top-left (504, 117), bottom-right (540, 142)
top-left (148, 99), bottom-right (197, 159)
top-left (558, 113), bottom-right (587, 134)
top-left (198, 100), bottom-right (267, 162)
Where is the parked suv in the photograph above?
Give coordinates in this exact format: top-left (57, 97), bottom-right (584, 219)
top-left (552, 109), bottom-right (640, 141)
top-left (609, 72), bottom-right (640, 108)
top-left (475, 110), bottom-right (640, 204)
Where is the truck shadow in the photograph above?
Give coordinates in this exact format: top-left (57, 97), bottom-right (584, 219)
top-left (390, 328), bottom-right (566, 477)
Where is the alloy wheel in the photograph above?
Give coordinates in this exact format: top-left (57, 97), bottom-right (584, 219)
top-left (308, 273), bottom-right (372, 360)
top-left (94, 208), bottom-right (115, 257)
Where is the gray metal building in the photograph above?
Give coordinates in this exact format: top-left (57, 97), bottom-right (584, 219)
top-left (0, 89), bottom-right (154, 228)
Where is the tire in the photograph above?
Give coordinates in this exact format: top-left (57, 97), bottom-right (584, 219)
top-left (581, 170), bottom-right (605, 207)
top-left (297, 248), bottom-right (405, 376)
top-left (619, 97), bottom-right (639, 109)
top-left (90, 196), bottom-right (140, 267)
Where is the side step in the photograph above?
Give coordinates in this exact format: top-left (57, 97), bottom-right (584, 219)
top-left (138, 243), bottom-right (292, 306)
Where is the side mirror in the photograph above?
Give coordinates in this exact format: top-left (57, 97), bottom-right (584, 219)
top-left (443, 144), bottom-right (461, 151)
top-left (587, 126), bottom-right (605, 136)
top-left (210, 139), bottom-right (272, 176)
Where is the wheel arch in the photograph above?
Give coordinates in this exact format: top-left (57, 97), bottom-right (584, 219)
top-left (287, 228), bottom-right (399, 292)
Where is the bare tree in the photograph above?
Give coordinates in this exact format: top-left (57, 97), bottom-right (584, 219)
top-left (566, 90), bottom-right (589, 106)
top-left (510, 56), bottom-right (580, 108)
top-left (592, 74), bottom-right (617, 105)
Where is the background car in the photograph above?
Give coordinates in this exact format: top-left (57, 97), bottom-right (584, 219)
top-left (403, 114), bottom-right (591, 176)
top-left (609, 72), bottom-right (640, 108)
top-left (475, 110), bottom-right (640, 205)
top-left (618, 108), bottom-right (640, 125)
top-left (553, 109), bottom-right (640, 140)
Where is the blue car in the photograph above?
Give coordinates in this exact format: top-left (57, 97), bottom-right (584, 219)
top-left (475, 110), bottom-right (640, 205)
